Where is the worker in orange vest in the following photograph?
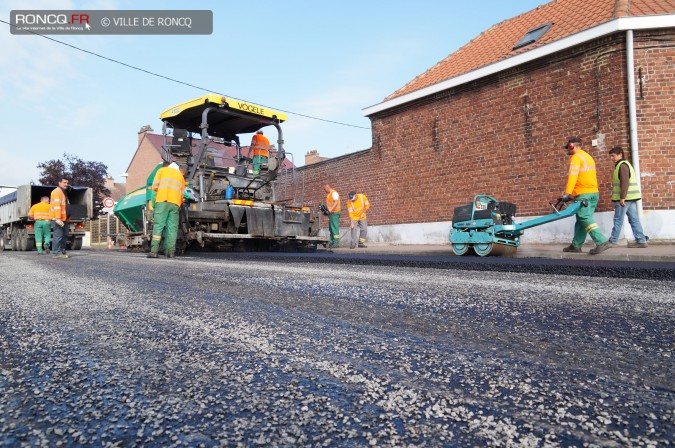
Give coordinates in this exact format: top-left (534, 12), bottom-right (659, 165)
top-left (247, 130), bottom-right (271, 175)
top-left (347, 191), bottom-right (370, 249)
top-left (323, 184), bottom-right (341, 248)
top-left (561, 136), bottom-right (611, 255)
top-left (50, 177), bottom-right (71, 259)
top-left (29, 196), bottom-right (52, 254)
top-left (148, 161), bottom-right (185, 259)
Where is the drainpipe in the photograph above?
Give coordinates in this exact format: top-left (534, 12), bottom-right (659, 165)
top-left (625, 29), bottom-right (643, 216)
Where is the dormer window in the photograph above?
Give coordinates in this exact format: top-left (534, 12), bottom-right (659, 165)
top-left (513, 22), bottom-right (553, 50)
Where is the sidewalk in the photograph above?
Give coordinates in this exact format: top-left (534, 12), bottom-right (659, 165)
top-left (327, 242), bottom-right (675, 262)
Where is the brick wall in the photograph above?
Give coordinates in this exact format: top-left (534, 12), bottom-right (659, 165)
top-left (296, 31), bottom-right (674, 227)
top-left (634, 30), bottom-right (675, 210)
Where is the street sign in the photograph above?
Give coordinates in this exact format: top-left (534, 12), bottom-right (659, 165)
top-left (102, 197), bottom-right (115, 208)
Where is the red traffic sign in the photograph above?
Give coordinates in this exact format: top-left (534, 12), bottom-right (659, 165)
top-left (102, 197), bottom-right (115, 208)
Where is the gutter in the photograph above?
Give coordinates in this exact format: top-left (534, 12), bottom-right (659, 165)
top-left (625, 29), bottom-right (644, 216)
top-left (362, 15), bottom-right (675, 117)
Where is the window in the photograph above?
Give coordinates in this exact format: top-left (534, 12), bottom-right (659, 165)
top-left (513, 22), bottom-right (553, 50)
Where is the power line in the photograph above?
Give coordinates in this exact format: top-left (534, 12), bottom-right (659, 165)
top-left (0, 18), bottom-right (371, 130)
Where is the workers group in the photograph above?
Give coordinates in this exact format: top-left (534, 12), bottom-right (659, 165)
top-left (27, 177), bottom-right (72, 258)
top-left (321, 136), bottom-right (646, 254)
top-left (323, 184), bottom-right (370, 250)
top-left (561, 136), bottom-right (646, 255)
top-left (27, 137), bottom-right (646, 257)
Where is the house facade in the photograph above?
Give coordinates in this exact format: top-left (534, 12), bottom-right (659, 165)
top-left (298, 0), bottom-right (675, 243)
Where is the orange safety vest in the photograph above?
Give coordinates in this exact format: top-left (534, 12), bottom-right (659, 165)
top-left (50, 187), bottom-right (68, 221)
top-left (565, 149), bottom-right (599, 196)
top-left (348, 193), bottom-right (370, 221)
top-left (250, 133), bottom-right (271, 158)
top-left (152, 167), bottom-right (186, 206)
top-left (326, 189), bottom-right (341, 213)
top-left (29, 202), bottom-right (51, 220)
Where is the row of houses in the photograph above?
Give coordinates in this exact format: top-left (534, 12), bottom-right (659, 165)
top-left (116, 0), bottom-right (674, 244)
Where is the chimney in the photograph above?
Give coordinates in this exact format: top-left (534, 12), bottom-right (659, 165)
top-left (305, 149), bottom-right (329, 165)
top-left (138, 124), bottom-right (154, 144)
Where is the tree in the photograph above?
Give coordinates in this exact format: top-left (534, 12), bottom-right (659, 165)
top-left (37, 153), bottom-right (111, 215)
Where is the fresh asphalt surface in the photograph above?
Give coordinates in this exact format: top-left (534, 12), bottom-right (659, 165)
top-left (1, 248), bottom-right (673, 447)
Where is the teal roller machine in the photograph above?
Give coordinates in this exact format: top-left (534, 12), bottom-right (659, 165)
top-left (449, 194), bottom-right (587, 256)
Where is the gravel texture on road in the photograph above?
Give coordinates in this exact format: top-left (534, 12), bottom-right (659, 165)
top-left (1, 251), bottom-right (673, 447)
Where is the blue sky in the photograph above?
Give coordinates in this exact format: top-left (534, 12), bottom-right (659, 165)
top-left (0, 0), bottom-right (545, 196)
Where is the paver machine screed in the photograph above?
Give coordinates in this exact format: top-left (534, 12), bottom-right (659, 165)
top-left (449, 194), bottom-right (587, 256)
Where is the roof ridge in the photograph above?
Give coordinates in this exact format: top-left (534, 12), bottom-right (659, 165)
top-left (614, 0), bottom-right (632, 17)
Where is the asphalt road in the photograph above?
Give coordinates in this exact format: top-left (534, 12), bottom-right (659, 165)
top-left (1, 250), bottom-right (673, 447)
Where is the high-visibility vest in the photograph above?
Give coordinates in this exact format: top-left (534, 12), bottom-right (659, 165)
top-left (565, 149), bottom-right (599, 196)
top-left (250, 134), bottom-right (271, 158)
top-left (152, 167), bottom-right (186, 206)
top-left (50, 187), bottom-right (68, 221)
top-left (29, 202), bottom-right (51, 220)
top-left (612, 160), bottom-right (641, 201)
top-left (348, 193), bottom-right (370, 221)
top-left (326, 189), bottom-right (341, 213)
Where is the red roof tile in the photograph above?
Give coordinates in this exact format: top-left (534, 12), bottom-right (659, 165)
top-left (386, 0), bottom-right (675, 100)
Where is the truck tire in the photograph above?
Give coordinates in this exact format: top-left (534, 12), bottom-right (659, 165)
top-left (71, 238), bottom-right (83, 250)
top-left (11, 233), bottom-right (18, 251)
top-left (0, 231), bottom-right (7, 251)
top-left (19, 229), bottom-right (32, 251)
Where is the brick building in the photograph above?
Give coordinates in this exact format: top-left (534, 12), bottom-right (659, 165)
top-left (298, 0), bottom-right (675, 244)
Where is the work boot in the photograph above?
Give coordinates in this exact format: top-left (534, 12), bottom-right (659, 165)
top-left (562, 244), bottom-right (582, 253)
top-left (350, 244), bottom-right (356, 249)
top-left (358, 243), bottom-right (368, 248)
top-left (589, 241), bottom-right (612, 255)
top-left (147, 252), bottom-right (158, 258)
top-left (44, 246), bottom-right (50, 254)
top-left (166, 252), bottom-right (176, 258)
top-left (627, 241), bottom-right (648, 248)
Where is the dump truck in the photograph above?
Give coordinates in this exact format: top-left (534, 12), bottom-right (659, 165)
top-left (114, 94), bottom-right (327, 253)
top-left (0, 184), bottom-right (93, 251)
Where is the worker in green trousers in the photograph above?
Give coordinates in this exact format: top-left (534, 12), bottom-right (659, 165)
top-left (28, 196), bottom-right (52, 254)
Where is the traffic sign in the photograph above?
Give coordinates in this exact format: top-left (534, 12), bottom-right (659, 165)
top-left (102, 197), bottom-right (115, 208)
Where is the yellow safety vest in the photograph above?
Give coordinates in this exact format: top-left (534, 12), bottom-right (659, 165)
top-left (565, 149), bottom-right (599, 196)
top-left (348, 194), bottom-right (370, 221)
top-left (29, 202), bottom-right (51, 220)
top-left (612, 160), bottom-right (641, 201)
top-left (153, 167), bottom-right (186, 206)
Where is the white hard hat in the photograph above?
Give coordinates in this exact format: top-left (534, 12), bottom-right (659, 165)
top-left (168, 162), bottom-right (180, 171)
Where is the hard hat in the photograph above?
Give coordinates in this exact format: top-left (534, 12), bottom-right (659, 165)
top-left (168, 162), bottom-right (180, 171)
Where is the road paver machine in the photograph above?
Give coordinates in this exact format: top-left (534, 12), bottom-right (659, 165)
top-left (115, 94), bottom-right (327, 253)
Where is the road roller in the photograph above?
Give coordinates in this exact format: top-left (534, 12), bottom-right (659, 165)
top-left (449, 195), bottom-right (587, 256)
